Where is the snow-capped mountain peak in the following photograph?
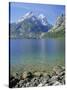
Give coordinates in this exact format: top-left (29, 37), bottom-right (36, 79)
top-left (16, 12), bottom-right (50, 27)
top-left (38, 14), bottom-right (46, 19)
top-left (38, 14), bottom-right (48, 25)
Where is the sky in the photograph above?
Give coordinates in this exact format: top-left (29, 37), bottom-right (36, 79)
top-left (10, 2), bottom-right (65, 25)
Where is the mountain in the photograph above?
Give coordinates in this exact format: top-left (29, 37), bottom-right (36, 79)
top-left (10, 12), bottom-right (65, 39)
top-left (42, 14), bottom-right (65, 38)
top-left (16, 12), bottom-right (34, 24)
top-left (50, 14), bottom-right (65, 32)
top-left (38, 14), bottom-right (49, 26)
top-left (10, 12), bottom-right (52, 39)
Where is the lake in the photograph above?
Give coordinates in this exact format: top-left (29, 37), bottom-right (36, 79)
top-left (10, 39), bottom-right (65, 73)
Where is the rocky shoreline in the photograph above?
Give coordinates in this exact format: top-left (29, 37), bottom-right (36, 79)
top-left (9, 65), bottom-right (65, 88)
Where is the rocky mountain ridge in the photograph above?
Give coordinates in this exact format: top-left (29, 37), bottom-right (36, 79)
top-left (10, 12), bottom-right (65, 39)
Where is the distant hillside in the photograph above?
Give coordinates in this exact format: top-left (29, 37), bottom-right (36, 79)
top-left (42, 14), bottom-right (65, 38)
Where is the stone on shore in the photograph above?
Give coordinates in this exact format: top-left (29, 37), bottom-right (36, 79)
top-left (53, 81), bottom-right (62, 86)
top-left (38, 83), bottom-right (43, 87)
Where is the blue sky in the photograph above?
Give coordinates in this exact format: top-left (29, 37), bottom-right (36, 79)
top-left (10, 2), bottom-right (65, 25)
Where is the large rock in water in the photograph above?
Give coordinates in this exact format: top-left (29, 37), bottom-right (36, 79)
top-left (33, 71), bottom-right (43, 77)
top-left (53, 65), bottom-right (64, 75)
top-left (22, 71), bottom-right (33, 79)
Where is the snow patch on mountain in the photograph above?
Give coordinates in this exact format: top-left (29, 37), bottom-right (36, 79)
top-left (38, 14), bottom-right (48, 25)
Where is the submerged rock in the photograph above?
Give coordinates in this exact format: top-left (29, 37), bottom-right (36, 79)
top-left (33, 71), bottom-right (43, 77)
top-left (53, 65), bottom-right (64, 75)
top-left (43, 73), bottom-right (51, 79)
top-left (22, 71), bottom-right (33, 79)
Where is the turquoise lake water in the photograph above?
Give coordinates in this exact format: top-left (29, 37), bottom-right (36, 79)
top-left (10, 39), bottom-right (65, 72)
